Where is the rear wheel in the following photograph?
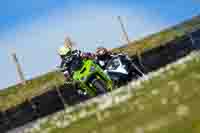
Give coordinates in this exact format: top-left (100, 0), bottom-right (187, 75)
top-left (92, 79), bottom-right (107, 95)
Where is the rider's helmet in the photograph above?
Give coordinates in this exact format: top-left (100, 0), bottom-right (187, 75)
top-left (57, 45), bottom-right (72, 59)
top-left (95, 46), bottom-right (110, 57)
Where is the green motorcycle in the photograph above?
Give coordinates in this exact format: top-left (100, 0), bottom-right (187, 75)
top-left (72, 58), bottom-right (113, 97)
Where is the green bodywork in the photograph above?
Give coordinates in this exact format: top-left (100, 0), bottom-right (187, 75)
top-left (73, 59), bottom-right (113, 96)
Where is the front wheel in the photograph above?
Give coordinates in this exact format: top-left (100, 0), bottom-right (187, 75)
top-left (92, 79), bottom-right (107, 95)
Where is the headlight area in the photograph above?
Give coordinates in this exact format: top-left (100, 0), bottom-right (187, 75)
top-left (90, 66), bottom-right (96, 72)
top-left (81, 76), bottom-right (87, 81)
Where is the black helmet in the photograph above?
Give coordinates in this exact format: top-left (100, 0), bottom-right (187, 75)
top-left (96, 46), bottom-right (109, 56)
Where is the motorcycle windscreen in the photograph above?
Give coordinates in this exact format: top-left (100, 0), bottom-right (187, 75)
top-left (106, 57), bottom-right (128, 75)
top-left (106, 57), bottom-right (120, 70)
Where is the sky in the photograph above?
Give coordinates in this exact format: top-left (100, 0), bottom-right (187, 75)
top-left (0, 0), bottom-right (200, 89)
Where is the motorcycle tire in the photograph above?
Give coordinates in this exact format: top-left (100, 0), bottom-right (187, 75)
top-left (92, 79), bottom-right (107, 95)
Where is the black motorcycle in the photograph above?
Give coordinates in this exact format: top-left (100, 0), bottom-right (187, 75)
top-left (104, 54), bottom-right (143, 87)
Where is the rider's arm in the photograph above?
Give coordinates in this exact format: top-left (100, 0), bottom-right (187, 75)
top-left (59, 60), bottom-right (68, 72)
top-left (59, 61), bottom-right (71, 80)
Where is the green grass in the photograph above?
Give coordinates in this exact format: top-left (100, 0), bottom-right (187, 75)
top-left (27, 52), bottom-right (200, 133)
top-left (0, 71), bottom-right (65, 111)
top-left (113, 15), bottom-right (200, 56)
top-left (1, 15), bottom-right (200, 112)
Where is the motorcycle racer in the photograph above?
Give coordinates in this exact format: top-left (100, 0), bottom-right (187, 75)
top-left (58, 45), bottom-right (94, 80)
top-left (95, 46), bottom-right (113, 69)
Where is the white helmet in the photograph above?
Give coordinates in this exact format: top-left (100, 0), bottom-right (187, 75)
top-left (57, 46), bottom-right (71, 56)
